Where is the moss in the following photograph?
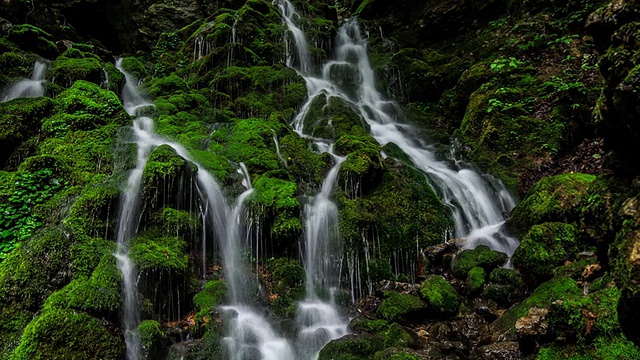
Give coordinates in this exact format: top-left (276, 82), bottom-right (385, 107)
top-left (419, 275), bottom-right (460, 317)
top-left (102, 62), bottom-right (125, 94)
top-left (0, 97), bottom-right (54, 166)
top-left (383, 323), bottom-right (416, 348)
top-left (317, 334), bottom-right (385, 360)
top-left (49, 55), bottom-right (104, 87)
top-left (466, 266), bottom-right (486, 295)
top-left (129, 231), bottom-right (189, 272)
top-left (265, 258), bottom-right (305, 318)
top-left (373, 349), bottom-right (422, 360)
top-left (11, 308), bottom-right (124, 359)
top-left (451, 245), bottom-right (507, 279)
top-left (149, 74), bottom-right (189, 96)
top-left (509, 173), bottom-right (596, 236)
top-left (512, 222), bottom-right (580, 286)
top-left (301, 95), bottom-right (368, 140)
top-left (64, 181), bottom-right (120, 241)
top-left (52, 80), bottom-right (129, 125)
top-left (252, 175), bottom-right (302, 243)
top-left (223, 117), bottom-right (283, 174)
top-left (7, 24), bottom-right (58, 58)
top-left (120, 56), bottom-right (147, 80)
top-left (142, 144), bottom-right (197, 210)
top-left (377, 292), bottom-right (426, 322)
top-left (349, 318), bottom-right (389, 333)
top-left (492, 276), bottom-right (582, 333)
top-left (483, 268), bottom-right (525, 307)
top-left (138, 320), bottom-right (164, 359)
top-left (150, 207), bottom-right (201, 238)
top-left (44, 253), bottom-right (121, 315)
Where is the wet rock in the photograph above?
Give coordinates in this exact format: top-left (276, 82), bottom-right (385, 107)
top-left (515, 307), bottom-right (548, 339)
top-left (378, 280), bottom-right (421, 294)
top-left (475, 341), bottom-right (521, 360)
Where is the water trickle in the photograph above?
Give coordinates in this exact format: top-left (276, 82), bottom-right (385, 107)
top-left (1, 60), bottom-right (47, 102)
top-left (115, 58), bottom-right (293, 359)
top-left (282, 5), bottom-right (519, 258)
top-left (271, 129), bottom-right (288, 168)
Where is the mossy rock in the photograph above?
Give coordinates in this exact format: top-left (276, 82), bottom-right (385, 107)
top-left (483, 268), bottom-right (525, 307)
top-left (419, 275), bottom-right (460, 317)
top-left (301, 95), bottom-right (368, 140)
top-left (383, 323), bottom-right (422, 349)
top-left (508, 173), bottom-right (596, 236)
top-left (377, 292), bottom-right (426, 322)
top-left (451, 245), bottom-right (507, 279)
top-left (11, 308), bottom-right (124, 359)
top-left (349, 317), bottom-right (390, 333)
top-left (317, 334), bottom-right (385, 360)
top-left (0, 51), bottom-right (37, 84)
top-left (466, 266), bottom-right (486, 295)
top-left (149, 74), bottom-right (189, 96)
top-left (142, 144), bottom-right (197, 210)
top-left (138, 320), bottom-right (165, 360)
top-left (128, 231), bottom-right (189, 272)
top-left (150, 207), bottom-right (201, 239)
top-left (252, 175), bottom-right (302, 245)
top-left (373, 348), bottom-right (423, 360)
top-left (0, 96), bottom-right (54, 167)
top-left (49, 55), bottom-right (104, 87)
top-left (7, 24), bottom-right (58, 58)
top-left (512, 222), bottom-right (580, 287)
top-left (52, 80), bottom-right (129, 127)
top-left (44, 253), bottom-right (121, 316)
top-left (64, 180), bottom-right (120, 240)
top-left (492, 276), bottom-right (581, 333)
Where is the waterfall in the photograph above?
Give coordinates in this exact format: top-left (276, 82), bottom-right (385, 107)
top-left (1, 60), bottom-right (47, 102)
top-left (280, 2), bottom-right (350, 358)
top-left (115, 58), bottom-right (294, 360)
top-left (281, 4), bottom-right (519, 257)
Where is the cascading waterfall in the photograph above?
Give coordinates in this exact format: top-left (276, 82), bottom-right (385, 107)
top-left (115, 58), bottom-right (294, 360)
top-left (1, 59), bottom-right (47, 102)
top-left (280, 2), bottom-right (350, 358)
top-left (281, 6), bottom-right (519, 258)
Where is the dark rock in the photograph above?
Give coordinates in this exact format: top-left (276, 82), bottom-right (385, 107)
top-left (475, 341), bottom-right (521, 360)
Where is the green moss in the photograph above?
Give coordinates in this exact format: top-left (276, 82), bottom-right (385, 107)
top-left (373, 349), bottom-right (422, 360)
top-left (150, 208), bottom-right (200, 238)
top-left (509, 173), bottom-right (596, 236)
top-left (52, 80), bottom-right (129, 126)
top-left (349, 318), bottom-right (389, 333)
top-left (64, 181), bottom-right (120, 240)
top-left (50, 56), bottom-right (104, 87)
top-left (138, 320), bottom-right (164, 359)
top-left (512, 222), bottom-right (580, 286)
top-left (419, 275), bottom-right (460, 316)
top-left (149, 74), bottom-right (189, 96)
top-left (44, 253), bottom-right (121, 315)
top-left (129, 231), bottom-right (189, 271)
top-left (451, 245), bottom-right (507, 279)
top-left (223, 118), bottom-right (282, 174)
top-left (383, 323), bottom-right (415, 348)
top-left (317, 334), bottom-right (385, 360)
top-left (483, 268), bottom-right (525, 306)
top-left (377, 292), bottom-right (426, 322)
top-left (7, 24), bottom-right (58, 58)
top-left (252, 175), bottom-right (302, 241)
top-left (492, 276), bottom-right (582, 333)
top-left (11, 308), bottom-right (124, 359)
top-left (467, 266), bottom-right (486, 294)
top-left (0, 97), bottom-right (54, 166)
top-left (142, 144), bottom-right (197, 209)
top-left (121, 56), bottom-right (147, 80)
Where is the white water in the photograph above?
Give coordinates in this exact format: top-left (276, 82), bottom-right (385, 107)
top-left (116, 58), bottom-right (293, 360)
top-left (280, 2), bottom-right (350, 358)
top-left (1, 60), bottom-right (47, 102)
top-left (281, 5), bottom-right (518, 257)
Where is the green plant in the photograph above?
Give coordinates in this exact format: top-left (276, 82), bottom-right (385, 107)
top-left (0, 169), bottom-right (66, 258)
top-left (490, 57), bottom-right (527, 73)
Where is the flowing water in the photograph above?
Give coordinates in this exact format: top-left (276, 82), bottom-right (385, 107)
top-left (1, 60), bottom-right (47, 102)
top-left (281, 4), bottom-right (518, 257)
top-left (115, 59), bottom-right (293, 360)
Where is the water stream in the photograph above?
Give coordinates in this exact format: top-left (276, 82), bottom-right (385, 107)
top-left (1, 60), bottom-right (47, 102)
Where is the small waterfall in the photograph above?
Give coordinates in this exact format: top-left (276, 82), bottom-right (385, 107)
top-left (280, 2), bottom-right (349, 358)
top-left (1, 60), bottom-right (47, 102)
top-left (281, 4), bottom-right (519, 257)
top-left (115, 58), bottom-right (293, 360)
top-left (271, 129), bottom-right (288, 168)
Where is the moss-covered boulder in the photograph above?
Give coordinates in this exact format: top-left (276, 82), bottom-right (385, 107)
top-left (466, 266), bottom-right (486, 295)
top-left (512, 222), bottom-right (580, 286)
top-left (252, 175), bottom-right (302, 250)
top-left (142, 144), bottom-right (197, 210)
top-left (377, 292), bottom-right (426, 322)
top-left (383, 323), bottom-right (422, 349)
top-left (349, 317), bottom-right (390, 333)
top-left (508, 173), bottom-right (596, 236)
top-left (451, 245), bottom-right (507, 279)
top-left (0, 96), bottom-right (54, 167)
top-left (49, 49), bottom-right (104, 87)
top-left (138, 319), bottom-right (165, 360)
top-left (419, 275), bottom-right (460, 317)
top-left (7, 24), bottom-right (58, 58)
top-left (11, 308), bottom-right (124, 359)
top-left (483, 268), bottom-right (525, 307)
top-left (264, 258), bottom-right (304, 318)
top-left (318, 334), bottom-right (385, 360)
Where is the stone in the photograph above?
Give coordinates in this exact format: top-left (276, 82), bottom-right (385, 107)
top-left (515, 307), bottom-right (548, 338)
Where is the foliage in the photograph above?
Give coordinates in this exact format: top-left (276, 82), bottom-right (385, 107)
top-left (376, 292), bottom-right (425, 322)
top-left (0, 168), bottom-right (66, 258)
